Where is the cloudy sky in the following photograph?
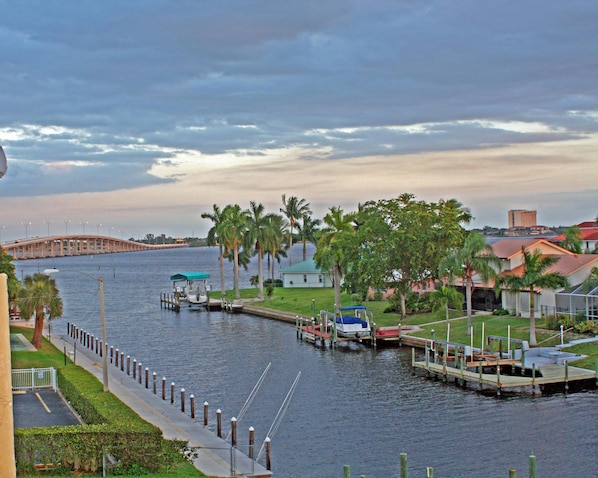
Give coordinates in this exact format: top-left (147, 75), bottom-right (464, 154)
top-left (1, 1), bottom-right (597, 241)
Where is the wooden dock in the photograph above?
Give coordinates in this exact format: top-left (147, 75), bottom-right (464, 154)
top-left (160, 292), bottom-right (180, 312)
top-left (411, 348), bottom-right (596, 395)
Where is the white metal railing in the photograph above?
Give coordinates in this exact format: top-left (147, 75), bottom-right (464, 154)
top-left (11, 367), bottom-right (57, 391)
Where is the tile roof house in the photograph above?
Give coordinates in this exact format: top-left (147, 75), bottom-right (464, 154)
top-left (471, 238), bottom-right (598, 318)
top-left (551, 221), bottom-right (598, 253)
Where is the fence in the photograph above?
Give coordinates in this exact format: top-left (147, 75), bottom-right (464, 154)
top-left (12, 367), bottom-right (57, 392)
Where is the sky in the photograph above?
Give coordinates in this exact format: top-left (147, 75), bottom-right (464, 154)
top-left (1, 1), bottom-right (597, 241)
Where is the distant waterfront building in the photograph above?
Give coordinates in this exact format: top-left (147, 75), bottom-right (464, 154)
top-left (508, 209), bottom-right (537, 228)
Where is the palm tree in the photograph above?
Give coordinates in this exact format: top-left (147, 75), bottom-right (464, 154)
top-left (431, 285), bottom-right (464, 324)
top-left (297, 215), bottom-right (321, 262)
top-left (19, 272), bottom-right (63, 349)
top-left (262, 214), bottom-right (287, 281)
top-left (499, 247), bottom-right (569, 346)
top-left (582, 266), bottom-right (598, 292)
top-left (314, 206), bottom-right (356, 314)
top-left (280, 195), bottom-right (312, 266)
top-left (0, 246), bottom-right (20, 315)
top-left (246, 201), bottom-right (268, 301)
top-left (561, 226), bottom-right (582, 254)
top-left (439, 231), bottom-right (501, 335)
top-left (201, 204), bottom-right (227, 298)
top-left (220, 204), bottom-right (250, 300)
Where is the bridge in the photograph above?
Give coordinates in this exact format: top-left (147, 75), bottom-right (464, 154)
top-left (1, 235), bottom-right (187, 260)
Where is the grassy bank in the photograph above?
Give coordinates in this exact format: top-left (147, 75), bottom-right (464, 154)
top-left (10, 326), bottom-right (208, 478)
top-left (229, 286), bottom-right (598, 369)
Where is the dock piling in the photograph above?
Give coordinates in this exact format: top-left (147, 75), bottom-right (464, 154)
top-left (400, 452), bottom-right (408, 478)
top-left (529, 455), bottom-right (536, 478)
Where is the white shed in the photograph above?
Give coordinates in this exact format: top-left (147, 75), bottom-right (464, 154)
top-left (281, 259), bottom-right (331, 288)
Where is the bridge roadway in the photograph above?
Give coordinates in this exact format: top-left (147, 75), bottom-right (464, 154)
top-left (1, 234), bottom-right (187, 260)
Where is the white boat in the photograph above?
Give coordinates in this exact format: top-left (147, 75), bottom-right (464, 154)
top-left (329, 305), bottom-right (372, 338)
top-left (170, 272), bottom-right (210, 307)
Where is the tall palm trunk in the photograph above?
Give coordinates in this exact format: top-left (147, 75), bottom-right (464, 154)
top-left (32, 308), bottom-right (45, 349)
top-left (333, 264), bottom-right (342, 315)
top-left (465, 278), bottom-right (473, 335)
top-left (256, 242), bottom-right (264, 301)
top-left (233, 243), bottom-right (240, 300)
top-left (529, 288), bottom-right (537, 346)
top-left (218, 244), bottom-right (225, 298)
top-left (288, 221), bottom-right (294, 266)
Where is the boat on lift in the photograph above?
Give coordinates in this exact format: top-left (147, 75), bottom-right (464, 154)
top-left (328, 305), bottom-right (372, 338)
top-left (170, 272), bottom-right (211, 307)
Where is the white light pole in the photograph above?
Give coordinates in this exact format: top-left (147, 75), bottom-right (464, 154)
top-left (0, 225), bottom-right (5, 244)
top-left (44, 269), bottom-right (109, 392)
top-left (64, 219), bottom-right (71, 235)
top-left (21, 221), bottom-right (31, 239)
top-left (45, 220), bottom-right (52, 236)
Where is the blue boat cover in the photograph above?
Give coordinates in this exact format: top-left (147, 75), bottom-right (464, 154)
top-left (335, 316), bottom-right (369, 327)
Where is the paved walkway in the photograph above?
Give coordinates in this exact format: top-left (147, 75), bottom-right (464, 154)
top-left (49, 332), bottom-right (272, 478)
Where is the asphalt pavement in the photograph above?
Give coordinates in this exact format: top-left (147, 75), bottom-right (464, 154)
top-left (13, 389), bottom-right (82, 428)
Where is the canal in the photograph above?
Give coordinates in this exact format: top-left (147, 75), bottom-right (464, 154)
top-left (15, 247), bottom-right (598, 477)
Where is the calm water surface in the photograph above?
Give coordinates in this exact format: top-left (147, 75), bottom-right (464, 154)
top-left (15, 248), bottom-right (598, 477)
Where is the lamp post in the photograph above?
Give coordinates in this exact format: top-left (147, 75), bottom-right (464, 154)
top-left (21, 221), bottom-right (31, 239)
top-left (45, 220), bottom-right (52, 236)
top-left (44, 268), bottom-right (109, 392)
top-left (0, 225), bottom-right (5, 244)
top-left (64, 219), bottom-right (71, 235)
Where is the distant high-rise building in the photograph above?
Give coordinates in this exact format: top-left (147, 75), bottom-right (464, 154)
top-left (508, 209), bottom-right (537, 228)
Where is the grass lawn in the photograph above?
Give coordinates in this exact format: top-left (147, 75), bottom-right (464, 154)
top-left (10, 326), bottom-right (210, 478)
top-left (227, 286), bottom-right (598, 370)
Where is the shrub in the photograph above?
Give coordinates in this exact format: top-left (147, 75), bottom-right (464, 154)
top-left (492, 308), bottom-right (511, 316)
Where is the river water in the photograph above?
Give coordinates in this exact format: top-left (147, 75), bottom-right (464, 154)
top-left (14, 247), bottom-right (598, 477)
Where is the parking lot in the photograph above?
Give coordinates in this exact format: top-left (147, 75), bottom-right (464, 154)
top-left (13, 389), bottom-right (82, 428)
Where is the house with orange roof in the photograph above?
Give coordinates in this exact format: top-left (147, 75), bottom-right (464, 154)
top-left (456, 238), bottom-right (598, 317)
top-left (551, 221), bottom-right (598, 253)
top-left (475, 238), bottom-right (598, 319)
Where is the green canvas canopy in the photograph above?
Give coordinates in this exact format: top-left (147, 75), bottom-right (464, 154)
top-left (169, 272), bottom-right (210, 281)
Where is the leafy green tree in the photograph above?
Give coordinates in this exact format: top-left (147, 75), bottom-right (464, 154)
top-left (220, 204), bottom-right (250, 300)
top-left (439, 231), bottom-right (500, 335)
top-left (246, 201), bottom-right (268, 301)
top-left (561, 226), bottom-right (582, 254)
top-left (297, 215), bottom-right (321, 262)
top-left (314, 206), bottom-right (357, 313)
top-left (0, 246), bottom-right (20, 310)
top-left (351, 194), bottom-right (472, 319)
top-left (19, 273), bottom-right (63, 349)
top-left (499, 248), bottom-right (570, 346)
top-left (280, 195), bottom-right (311, 266)
top-left (201, 204), bottom-right (228, 298)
